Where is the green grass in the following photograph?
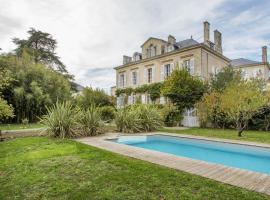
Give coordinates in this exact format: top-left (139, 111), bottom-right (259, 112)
top-left (0, 137), bottom-right (268, 200)
top-left (159, 127), bottom-right (270, 144)
top-left (0, 123), bottom-right (45, 130)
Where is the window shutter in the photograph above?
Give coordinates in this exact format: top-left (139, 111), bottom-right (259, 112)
top-left (160, 96), bottom-right (165, 104)
top-left (152, 67), bottom-right (155, 83)
top-left (141, 94), bottom-right (146, 104)
top-left (190, 58), bottom-right (195, 75)
top-left (144, 69), bottom-right (147, 83)
top-left (128, 95), bottom-right (132, 105)
top-left (179, 60), bottom-right (184, 69)
top-left (117, 74), bottom-right (121, 88)
top-left (130, 71), bottom-right (133, 86)
top-left (170, 63), bottom-right (174, 73)
top-left (161, 65), bottom-right (164, 81)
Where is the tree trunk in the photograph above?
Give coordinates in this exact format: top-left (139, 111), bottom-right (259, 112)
top-left (237, 120), bottom-right (246, 137)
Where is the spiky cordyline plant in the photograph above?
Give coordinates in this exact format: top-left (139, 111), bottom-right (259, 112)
top-left (78, 106), bottom-right (104, 136)
top-left (115, 104), bottom-right (163, 133)
top-left (41, 101), bottom-right (80, 138)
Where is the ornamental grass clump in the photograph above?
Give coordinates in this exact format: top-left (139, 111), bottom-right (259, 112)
top-left (115, 104), bottom-right (163, 133)
top-left (78, 106), bottom-right (105, 136)
top-left (41, 101), bottom-right (79, 138)
top-left (115, 107), bottom-right (142, 133)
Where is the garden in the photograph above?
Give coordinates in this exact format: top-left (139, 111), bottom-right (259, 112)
top-left (1, 29), bottom-right (270, 199)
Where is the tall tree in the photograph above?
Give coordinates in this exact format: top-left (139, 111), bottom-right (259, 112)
top-left (75, 87), bottom-right (114, 109)
top-left (161, 69), bottom-right (207, 112)
top-left (13, 28), bottom-right (67, 73)
top-left (219, 80), bottom-right (266, 136)
top-left (1, 53), bottom-right (72, 123)
top-left (210, 65), bottom-right (241, 92)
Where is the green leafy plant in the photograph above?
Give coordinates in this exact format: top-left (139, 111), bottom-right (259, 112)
top-left (115, 107), bottom-right (141, 133)
top-left (160, 105), bottom-right (183, 127)
top-left (99, 106), bottom-right (115, 122)
top-left (78, 106), bottom-right (104, 136)
top-left (115, 104), bottom-right (163, 133)
top-left (41, 101), bottom-right (79, 138)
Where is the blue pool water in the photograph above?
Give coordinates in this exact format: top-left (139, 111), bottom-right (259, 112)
top-left (113, 135), bottom-right (270, 174)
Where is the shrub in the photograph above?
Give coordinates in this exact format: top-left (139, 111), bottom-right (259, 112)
top-left (22, 118), bottom-right (29, 127)
top-left (99, 106), bottom-right (115, 122)
top-left (115, 104), bottom-right (163, 133)
top-left (160, 105), bottom-right (183, 127)
top-left (115, 107), bottom-right (141, 133)
top-left (78, 106), bottom-right (104, 136)
top-left (41, 101), bottom-right (79, 138)
top-left (136, 104), bottom-right (163, 131)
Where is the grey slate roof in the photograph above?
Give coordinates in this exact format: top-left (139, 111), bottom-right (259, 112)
top-left (175, 38), bottom-right (199, 49)
top-left (230, 58), bottom-right (261, 67)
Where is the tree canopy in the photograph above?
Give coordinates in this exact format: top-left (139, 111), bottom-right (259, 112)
top-left (0, 52), bottom-right (72, 122)
top-left (13, 28), bottom-right (67, 73)
top-left (219, 80), bottom-right (266, 136)
top-left (75, 87), bottom-right (114, 109)
top-left (209, 65), bottom-right (241, 92)
top-left (161, 69), bottom-right (207, 112)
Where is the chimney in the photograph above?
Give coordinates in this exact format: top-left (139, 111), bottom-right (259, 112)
top-left (123, 55), bottom-right (132, 64)
top-left (214, 30), bottom-right (222, 54)
top-left (262, 46), bottom-right (268, 63)
top-left (204, 21), bottom-right (210, 45)
top-left (168, 35), bottom-right (176, 44)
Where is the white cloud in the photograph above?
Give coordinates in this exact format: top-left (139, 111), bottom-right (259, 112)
top-left (0, 0), bottom-right (269, 89)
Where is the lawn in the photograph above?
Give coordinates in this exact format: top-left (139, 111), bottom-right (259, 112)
top-left (0, 123), bottom-right (45, 131)
top-left (0, 137), bottom-right (268, 200)
top-left (160, 127), bottom-right (270, 144)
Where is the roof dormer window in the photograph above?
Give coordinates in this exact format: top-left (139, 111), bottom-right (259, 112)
top-left (166, 45), bottom-right (174, 52)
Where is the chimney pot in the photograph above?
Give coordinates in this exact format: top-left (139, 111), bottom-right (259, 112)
top-left (262, 46), bottom-right (268, 63)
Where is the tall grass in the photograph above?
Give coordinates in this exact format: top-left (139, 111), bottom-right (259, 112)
top-left (41, 101), bottom-right (79, 138)
top-left (115, 104), bottom-right (163, 133)
top-left (41, 102), bottom-right (106, 138)
top-left (78, 106), bottom-right (104, 136)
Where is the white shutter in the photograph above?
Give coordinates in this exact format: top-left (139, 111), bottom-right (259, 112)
top-left (128, 95), bottom-right (132, 105)
top-left (117, 74), bottom-right (121, 88)
top-left (125, 72), bottom-right (128, 87)
top-left (152, 67), bottom-right (155, 83)
top-left (170, 63), bottom-right (174, 73)
top-left (141, 94), bottom-right (146, 104)
top-left (179, 60), bottom-right (184, 69)
top-left (161, 65), bottom-right (164, 81)
top-left (130, 71), bottom-right (133, 86)
top-left (160, 96), bottom-right (165, 104)
top-left (144, 68), bottom-right (147, 83)
top-left (190, 58), bottom-right (195, 75)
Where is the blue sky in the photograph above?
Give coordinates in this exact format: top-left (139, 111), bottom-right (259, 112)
top-left (0, 0), bottom-right (269, 91)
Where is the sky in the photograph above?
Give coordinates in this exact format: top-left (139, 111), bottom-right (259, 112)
top-left (0, 0), bottom-right (270, 92)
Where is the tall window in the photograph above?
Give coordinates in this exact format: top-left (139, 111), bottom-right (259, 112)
top-left (119, 74), bottom-right (125, 88)
top-left (148, 45), bottom-right (156, 58)
top-left (147, 68), bottom-right (152, 83)
top-left (183, 59), bottom-right (191, 74)
top-left (132, 71), bottom-right (137, 85)
top-left (164, 64), bottom-right (171, 77)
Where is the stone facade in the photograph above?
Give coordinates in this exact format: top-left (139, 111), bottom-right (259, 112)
top-left (113, 21), bottom-right (269, 127)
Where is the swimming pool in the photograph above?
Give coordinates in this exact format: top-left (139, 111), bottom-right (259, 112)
top-left (113, 135), bottom-right (270, 174)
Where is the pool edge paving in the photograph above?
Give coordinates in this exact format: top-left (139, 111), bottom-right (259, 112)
top-left (75, 132), bottom-right (270, 196)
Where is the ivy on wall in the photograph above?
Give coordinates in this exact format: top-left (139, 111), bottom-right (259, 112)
top-left (115, 82), bottom-right (163, 102)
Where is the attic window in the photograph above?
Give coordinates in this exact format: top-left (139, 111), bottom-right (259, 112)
top-left (167, 45), bottom-right (174, 52)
